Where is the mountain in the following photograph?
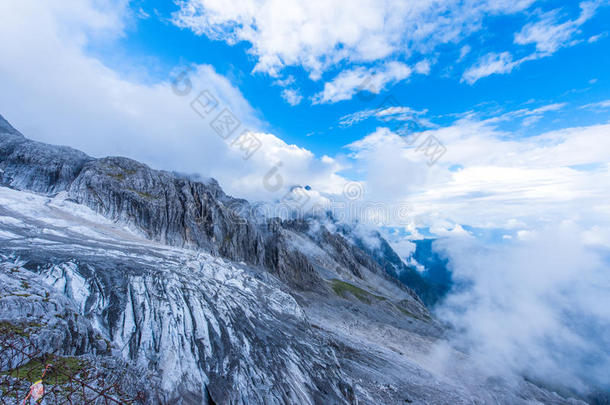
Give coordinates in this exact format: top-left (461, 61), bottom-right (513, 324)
top-left (0, 114), bottom-right (588, 404)
top-left (342, 227), bottom-right (451, 307)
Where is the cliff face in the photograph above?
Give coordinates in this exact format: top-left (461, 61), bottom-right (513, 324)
top-left (0, 127), bottom-right (335, 293)
top-left (0, 115), bottom-right (588, 404)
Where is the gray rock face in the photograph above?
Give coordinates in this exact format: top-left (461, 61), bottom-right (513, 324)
top-left (66, 156), bottom-right (325, 291)
top-left (336, 225), bottom-right (441, 306)
top-left (0, 258), bottom-right (106, 360)
top-left (285, 219), bottom-right (425, 306)
top-left (0, 188), bottom-right (353, 404)
top-left (0, 115), bottom-right (590, 404)
top-left (0, 257), bottom-right (149, 403)
top-left (0, 122), bottom-right (324, 291)
top-left (0, 118), bottom-right (92, 194)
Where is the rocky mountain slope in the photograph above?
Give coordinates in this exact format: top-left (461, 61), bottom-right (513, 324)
top-left (0, 114), bottom-right (589, 404)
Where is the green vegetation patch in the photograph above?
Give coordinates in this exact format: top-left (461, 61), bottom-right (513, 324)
top-left (1, 355), bottom-right (89, 384)
top-left (108, 172), bottom-right (125, 181)
top-left (394, 300), bottom-right (431, 321)
top-left (123, 187), bottom-right (157, 199)
top-left (0, 321), bottom-right (43, 337)
top-left (128, 189), bottom-right (155, 199)
top-left (395, 305), bottom-right (421, 320)
top-left (330, 279), bottom-right (386, 304)
top-left (107, 169), bottom-right (136, 181)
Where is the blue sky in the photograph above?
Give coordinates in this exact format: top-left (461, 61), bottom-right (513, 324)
top-left (0, 0), bottom-right (609, 238)
top-left (89, 0), bottom-right (610, 157)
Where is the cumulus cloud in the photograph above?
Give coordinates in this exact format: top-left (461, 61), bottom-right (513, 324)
top-left (273, 75), bottom-right (296, 87)
top-left (222, 131), bottom-right (347, 201)
top-left (173, 0), bottom-right (536, 79)
top-left (344, 111), bottom-right (610, 231)
top-left (1, 0), bottom-right (605, 229)
top-left (345, 128), bottom-right (441, 203)
top-left (280, 88), bottom-right (303, 106)
top-left (387, 237), bottom-right (420, 268)
top-left (312, 62), bottom-right (412, 104)
top-left (413, 59), bottom-right (432, 75)
top-left (458, 44), bottom-right (471, 61)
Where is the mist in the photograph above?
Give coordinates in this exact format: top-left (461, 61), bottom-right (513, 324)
top-left (432, 222), bottom-right (610, 397)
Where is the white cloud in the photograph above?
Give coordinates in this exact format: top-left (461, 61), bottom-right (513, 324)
top-left (345, 115), bottom-right (610, 230)
top-left (274, 75), bottom-right (303, 106)
top-left (2, 0), bottom-right (604, 230)
top-left (433, 222), bottom-right (610, 393)
top-left (580, 99), bottom-right (610, 109)
top-left (338, 106), bottom-right (428, 127)
top-left (173, 0), bottom-right (536, 78)
top-left (221, 131), bottom-right (347, 201)
top-left (463, 1), bottom-right (604, 84)
top-left (344, 114), bottom-right (610, 392)
top-left (413, 59), bottom-right (432, 75)
top-left (520, 103), bottom-right (566, 125)
top-left (486, 102), bottom-right (567, 125)
top-left (461, 50), bottom-right (551, 84)
top-left (458, 44), bottom-right (471, 61)
top-left (136, 7), bottom-right (150, 20)
top-left (0, 0), bottom-right (346, 203)
top-left (337, 103), bottom-right (610, 396)
top-left (514, 1), bottom-right (600, 54)
top-left (281, 88), bottom-right (303, 106)
top-left (345, 128), bottom-right (438, 201)
top-left (461, 52), bottom-right (522, 84)
top-left (273, 75), bottom-right (296, 87)
top-left (588, 32), bottom-right (608, 42)
top-left (387, 238), bottom-right (418, 265)
top-left (377, 106), bottom-right (429, 121)
top-left (312, 62), bottom-right (412, 104)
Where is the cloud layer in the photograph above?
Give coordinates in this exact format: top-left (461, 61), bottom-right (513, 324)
top-left (347, 116), bottom-right (610, 230)
top-left (173, 0), bottom-right (536, 79)
top-left (433, 222), bottom-right (610, 394)
top-left (173, 0), bottom-right (607, 102)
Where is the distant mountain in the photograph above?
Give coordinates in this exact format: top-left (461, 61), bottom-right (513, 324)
top-left (411, 239), bottom-right (453, 304)
top-left (0, 114), bottom-right (587, 404)
top-left (343, 228), bottom-right (452, 307)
